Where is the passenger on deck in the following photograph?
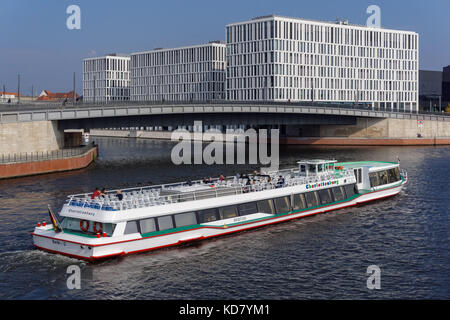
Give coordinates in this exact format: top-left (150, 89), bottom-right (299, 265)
top-left (276, 176), bottom-right (285, 188)
top-left (91, 187), bottom-right (101, 199)
top-left (115, 190), bottom-right (123, 201)
top-left (203, 177), bottom-right (208, 184)
top-left (100, 188), bottom-right (107, 198)
top-left (219, 174), bottom-right (225, 182)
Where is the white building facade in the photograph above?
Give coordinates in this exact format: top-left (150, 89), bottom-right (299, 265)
top-left (226, 15), bottom-right (419, 111)
top-left (131, 42), bottom-right (226, 101)
top-left (83, 54), bottom-right (131, 102)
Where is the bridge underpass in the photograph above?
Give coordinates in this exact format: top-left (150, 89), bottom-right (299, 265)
top-left (57, 112), bottom-right (357, 132)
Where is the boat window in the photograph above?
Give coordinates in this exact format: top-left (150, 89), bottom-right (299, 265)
top-left (219, 205), bottom-right (238, 220)
top-left (197, 208), bottom-right (219, 223)
top-left (61, 217), bottom-right (85, 232)
top-left (332, 186), bottom-right (346, 201)
top-left (174, 212), bottom-right (197, 228)
top-left (300, 165), bottom-right (306, 173)
top-left (378, 170), bottom-right (389, 185)
top-left (61, 218), bottom-right (117, 236)
top-left (292, 193), bottom-right (307, 211)
top-left (387, 168), bottom-right (398, 183)
top-left (369, 172), bottom-right (380, 187)
top-left (394, 167), bottom-right (401, 181)
top-left (344, 184), bottom-right (356, 197)
top-left (257, 199), bottom-right (275, 214)
top-left (124, 220), bottom-right (140, 234)
top-left (305, 191), bottom-right (319, 208)
top-left (237, 202), bottom-right (258, 216)
top-left (274, 196), bottom-right (291, 214)
top-left (140, 218), bottom-right (157, 234)
top-left (157, 215), bottom-right (174, 231)
top-left (102, 223), bottom-right (116, 236)
top-left (318, 188), bottom-right (333, 205)
top-left (354, 168), bottom-right (362, 184)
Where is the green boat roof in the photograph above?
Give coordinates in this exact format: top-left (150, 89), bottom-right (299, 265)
top-left (335, 161), bottom-right (398, 170)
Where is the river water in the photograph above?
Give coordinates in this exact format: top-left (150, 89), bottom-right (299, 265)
top-left (0, 137), bottom-right (448, 299)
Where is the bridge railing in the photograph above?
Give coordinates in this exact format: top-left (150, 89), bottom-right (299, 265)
top-left (2, 100), bottom-right (449, 117)
top-left (0, 143), bottom-right (96, 164)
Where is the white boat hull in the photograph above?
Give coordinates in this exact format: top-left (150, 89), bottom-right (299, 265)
top-left (32, 182), bottom-right (404, 261)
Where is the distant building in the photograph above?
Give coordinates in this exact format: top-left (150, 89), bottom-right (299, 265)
top-left (226, 15), bottom-right (419, 111)
top-left (0, 92), bottom-right (23, 102)
top-left (130, 42), bottom-right (226, 102)
top-left (419, 70), bottom-right (442, 111)
top-left (37, 90), bottom-right (80, 102)
top-left (83, 53), bottom-right (131, 103)
top-left (443, 65), bottom-right (450, 106)
top-left (419, 70), bottom-right (442, 96)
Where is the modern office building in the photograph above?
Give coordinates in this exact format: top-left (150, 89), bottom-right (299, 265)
top-left (83, 54), bottom-right (130, 102)
top-left (131, 42), bottom-right (226, 101)
top-left (226, 15), bottom-right (419, 111)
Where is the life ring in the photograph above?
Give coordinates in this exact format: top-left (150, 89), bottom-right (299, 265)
top-left (93, 221), bottom-right (103, 234)
top-left (80, 220), bottom-right (90, 232)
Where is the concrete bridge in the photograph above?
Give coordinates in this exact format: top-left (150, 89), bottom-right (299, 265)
top-left (1, 101), bottom-right (450, 155)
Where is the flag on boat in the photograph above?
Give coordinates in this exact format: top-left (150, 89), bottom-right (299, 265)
top-left (48, 205), bottom-right (63, 232)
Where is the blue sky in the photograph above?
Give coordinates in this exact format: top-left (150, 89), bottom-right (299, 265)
top-left (0, 0), bottom-right (449, 95)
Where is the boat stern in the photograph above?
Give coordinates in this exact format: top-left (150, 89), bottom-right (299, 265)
top-left (32, 224), bottom-right (95, 261)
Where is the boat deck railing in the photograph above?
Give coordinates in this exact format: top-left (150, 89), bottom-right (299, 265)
top-left (66, 168), bottom-right (354, 212)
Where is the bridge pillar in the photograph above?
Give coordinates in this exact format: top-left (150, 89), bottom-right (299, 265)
top-left (0, 120), bottom-right (64, 156)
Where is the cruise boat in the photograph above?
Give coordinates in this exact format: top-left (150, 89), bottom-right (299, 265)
top-left (32, 160), bottom-right (407, 262)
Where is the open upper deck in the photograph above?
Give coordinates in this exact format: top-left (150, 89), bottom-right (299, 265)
top-left (65, 162), bottom-right (355, 213)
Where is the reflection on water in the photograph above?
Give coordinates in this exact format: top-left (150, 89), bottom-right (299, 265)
top-left (0, 137), bottom-right (449, 299)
